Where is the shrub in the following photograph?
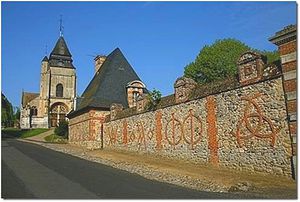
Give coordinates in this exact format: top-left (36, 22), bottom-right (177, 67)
top-left (145, 89), bottom-right (162, 110)
top-left (54, 120), bottom-right (69, 138)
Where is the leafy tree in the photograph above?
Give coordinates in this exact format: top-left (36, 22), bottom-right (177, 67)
top-left (1, 93), bottom-right (14, 127)
top-left (259, 50), bottom-right (280, 64)
top-left (13, 107), bottom-right (20, 121)
top-left (184, 39), bottom-right (250, 83)
top-left (184, 39), bottom-right (280, 84)
top-left (13, 107), bottom-right (21, 127)
top-left (146, 89), bottom-right (162, 110)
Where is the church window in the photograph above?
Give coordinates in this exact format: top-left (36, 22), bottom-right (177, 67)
top-left (30, 107), bottom-right (38, 116)
top-left (56, 84), bottom-right (63, 97)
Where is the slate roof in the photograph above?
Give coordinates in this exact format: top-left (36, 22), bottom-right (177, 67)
top-left (50, 36), bottom-right (72, 57)
top-left (42, 56), bottom-right (48, 62)
top-left (48, 36), bottom-right (74, 68)
top-left (22, 92), bottom-right (39, 107)
top-left (69, 48), bottom-right (146, 116)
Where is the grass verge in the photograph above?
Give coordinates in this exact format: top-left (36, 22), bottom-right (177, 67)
top-left (2, 128), bottom-right (49, 138)
top-left (44, 134), bottom-right (67, 144)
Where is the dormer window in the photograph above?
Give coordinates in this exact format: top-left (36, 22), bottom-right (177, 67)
top-left (126, 80), bottom-right (146, 108)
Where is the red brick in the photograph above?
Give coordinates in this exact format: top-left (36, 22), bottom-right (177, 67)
top-left (283, 79), bottom-right (297, 92)
top-left (279, 41), bottom-right (297, 55)
top-left (287, 100), bottom-right (297, 113)
top-left (282, 61), bottom-right (297, 72)
top-left (290, 122), bottom-right (297, 134)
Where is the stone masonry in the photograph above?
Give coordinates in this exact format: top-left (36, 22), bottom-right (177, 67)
top-left (69, 110), bottom-right (108, 149)
top-left (103, 76), bottom-right (291, 176)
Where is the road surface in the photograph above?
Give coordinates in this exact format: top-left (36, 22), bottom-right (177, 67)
top-left (2, 139), bottom-right (262, 199)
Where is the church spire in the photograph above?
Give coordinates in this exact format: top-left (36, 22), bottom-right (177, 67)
top-left (59, 15), bottom-right (64, 37)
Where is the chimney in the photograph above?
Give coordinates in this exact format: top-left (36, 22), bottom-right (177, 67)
top-left (94, 55), bottom-right (106, 73)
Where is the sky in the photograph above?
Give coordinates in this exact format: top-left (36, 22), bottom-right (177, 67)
top-left (1, 1), bottom-right (297, 107)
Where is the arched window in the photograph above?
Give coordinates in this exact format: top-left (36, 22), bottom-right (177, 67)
top-left (56, 84), bottom-right (63, 97)
top-left (126, 80), bottom-right (146, 108)
top-left (30, 106), bottom-right (38, 116)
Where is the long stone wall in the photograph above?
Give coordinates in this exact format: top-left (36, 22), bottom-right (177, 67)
top-left (103, 77), bottom-right (292, 176)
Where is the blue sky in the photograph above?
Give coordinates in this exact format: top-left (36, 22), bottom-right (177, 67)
top-left (2, 1), bottom-right (297, 107)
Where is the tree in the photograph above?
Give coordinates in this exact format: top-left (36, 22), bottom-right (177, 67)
top-left (146, 89), bottom-right (162, 110)
top-left (13, 107), bottom-right (21, 127)
top-left (1, 93), bottom-right (14, 127)
top-left (13, 107), bottom-right (20, 121)
top-left (184, 39), bottom-right (251, 83)
top-left (259, 50), bottom-right (280, 64)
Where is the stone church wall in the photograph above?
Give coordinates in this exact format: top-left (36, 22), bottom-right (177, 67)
top-left (49, 67), bottom-right (76, 99)
top-left (20, 113), bottom-right (30, 129)
top-left (103, 77), bottom-right (292, 176)
top-left (31, 117), bottom-right (48, 128)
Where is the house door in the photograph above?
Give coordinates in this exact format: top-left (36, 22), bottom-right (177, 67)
top-left (50, 103), bottom-right (68, 127)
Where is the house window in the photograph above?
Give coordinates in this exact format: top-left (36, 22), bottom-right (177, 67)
top-left (56, 84), bottom-right (63, 97)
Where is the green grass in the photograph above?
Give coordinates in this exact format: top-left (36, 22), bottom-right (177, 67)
top-left (44, 134), bottom-right (67, 144)
top-left (2, 128), bottom-right (49, 138)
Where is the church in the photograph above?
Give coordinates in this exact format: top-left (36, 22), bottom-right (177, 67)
top-left (20, 33), bottom-right (147, 131)
top-left (20, 35), bottom-right (76, 129)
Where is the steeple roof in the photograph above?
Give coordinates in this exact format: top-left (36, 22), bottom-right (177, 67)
top-left (48, 36), bottom-right (75, 69)
top-left (50, 36), bottom-right (72, 57)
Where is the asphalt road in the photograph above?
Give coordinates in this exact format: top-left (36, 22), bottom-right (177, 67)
top-left (2, 139), bottom-right (262, 199)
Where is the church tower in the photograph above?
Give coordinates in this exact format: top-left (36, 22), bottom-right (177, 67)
top-left (37, 35), bottom-right (76, 127)
top-left (46, 36), bottom-right (76, 127)
top-left (20, 19), bottom-right (77, 129)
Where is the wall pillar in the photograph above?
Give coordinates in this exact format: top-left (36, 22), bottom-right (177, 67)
top-left (269, 24), bottom-right (297, 178)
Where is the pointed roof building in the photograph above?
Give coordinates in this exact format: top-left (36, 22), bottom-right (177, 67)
top-left (69, 48), bottom-right (147, 117)
top-left (48, 36), bottom-right (74, 69)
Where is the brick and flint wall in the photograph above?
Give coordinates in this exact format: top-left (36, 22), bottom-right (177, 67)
top-left (101, 49), bottom-right (293, 177)
top-left (68, 25), bottom-right (296, 177)
top-left (69, 109), bottom-right (108, 149)
top-left (103, 75), bottom-right (292, 176)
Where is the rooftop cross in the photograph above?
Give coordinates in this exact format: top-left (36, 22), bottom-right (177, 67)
top-left (59, 15), bottom-right (64, 37)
